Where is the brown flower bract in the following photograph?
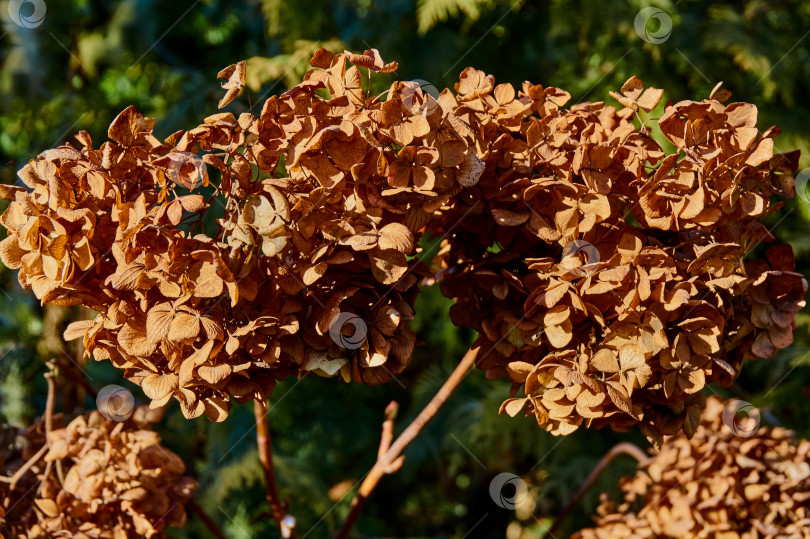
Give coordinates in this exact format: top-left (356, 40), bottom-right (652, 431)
top-left (0, 407), bottom-right (197, 538)
top-left (574, 397), bottom-right (810, 539)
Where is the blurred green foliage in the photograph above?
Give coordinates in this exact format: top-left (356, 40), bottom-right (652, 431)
top-left (0, 0), bottom-right (808, 537)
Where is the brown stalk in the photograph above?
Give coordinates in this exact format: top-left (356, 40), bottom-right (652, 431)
top-left (334, 346), bottom-right (479, 539)
top-left (6, 369), bottom-right (58, 490)
top-left (254, 399), bottom-right (297, 538)
top-left (377, 401), bottom-right (398, 459)
top-left (544, 441), bottom-right (651, 537)
top-left (5, 444), bottom-right (47, 490)
top-left (40, 368), bottom-right (56, 493)
top-left (187, 499), bottom-right (229, 539)
top-left (44, 369), bottom-right (55, 437)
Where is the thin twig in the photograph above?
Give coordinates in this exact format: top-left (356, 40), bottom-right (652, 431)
top-left (7, 369), bottom-right (59, 491)
top-left (334, 346), bottom-right (480, 539)
top-left (544, 441), bottom-right (651, 537)
top-left (254, 399), bottom-right (297, 538)
top-left (44, 369), bottom-right (55, 437)
top-left (7, 444), bottom-right (47, 491)
top-left (377, 401), bottom-right (398, 459)
top-left (39, 368), bottom-right (57, 494)
top-left (187, 499), bottom-right (229, 539)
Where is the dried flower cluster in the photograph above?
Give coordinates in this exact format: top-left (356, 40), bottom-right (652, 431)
top-left (574, 397), bottom-right (810, 538)
top-left (0, 50), bottom-right (803, 438)
top-left (0, 407), bottom-right (197, 538)
top-left (429, 73), bottom-right (805, 443)
top-left (0, 49), bottom-right (487, 420)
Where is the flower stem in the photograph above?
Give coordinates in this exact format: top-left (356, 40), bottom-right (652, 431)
top-left (333, 346), bottom-right (479, 539)
top-left (254, 399), bottom-right (297, 538)
top-left (544, 441), bottom-right (650, 537)
top-left (187, 500), bottom-right (229, 539)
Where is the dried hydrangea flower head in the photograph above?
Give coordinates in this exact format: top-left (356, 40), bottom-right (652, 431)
top-left (429, 73), bottom-right (804, 444)
top-left (574, 396), bottom-right (810, 539)
top-left (0, 406), bottom-right (197, 538)
top-left (0, 49), bottom-right (484, 421)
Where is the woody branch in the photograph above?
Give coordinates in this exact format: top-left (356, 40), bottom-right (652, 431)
top-left (255, 399), bottom-right (296, 538)
top-left (334, 346), bottom-right (480, 539)
top-left (545, 441), bottom-right (651, 537)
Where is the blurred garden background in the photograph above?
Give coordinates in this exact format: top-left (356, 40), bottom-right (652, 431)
top-left (1, 0), bottom-right (809, 537)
